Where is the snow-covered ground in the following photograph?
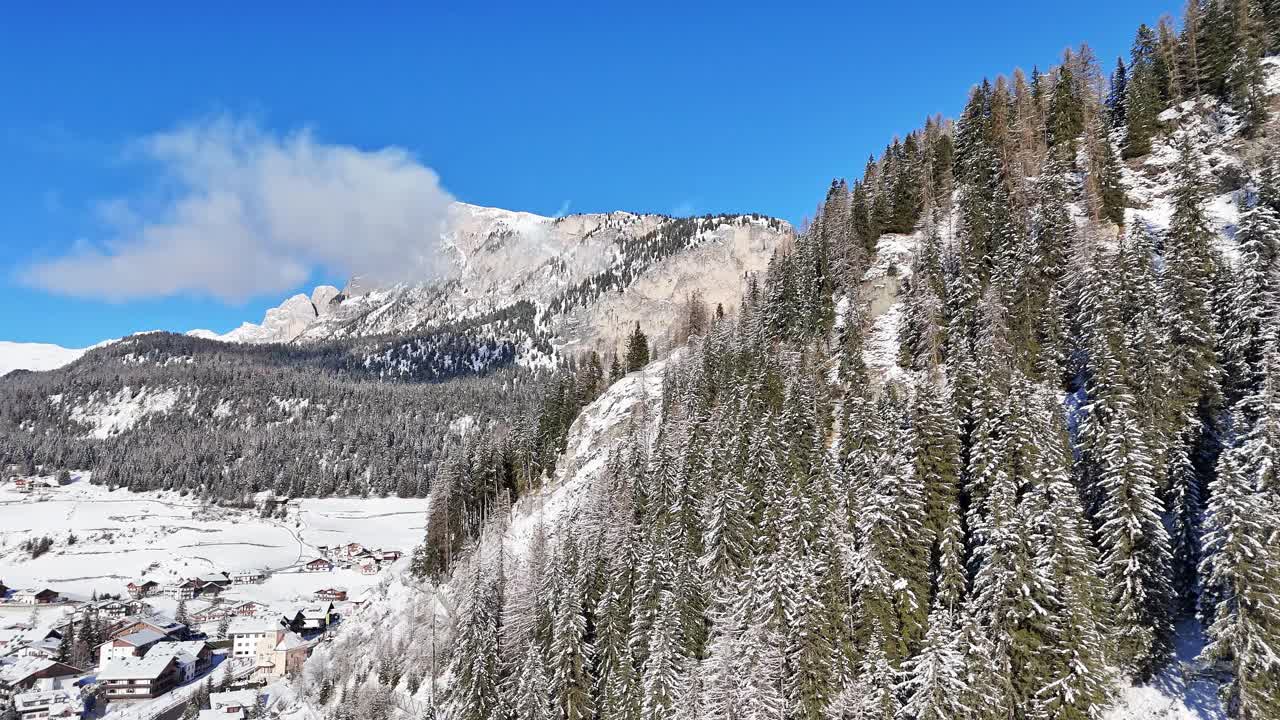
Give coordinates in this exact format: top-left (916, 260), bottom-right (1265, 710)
top-left (0, 477), bottom-right (427, 617)
top-left (1104, 620), bottom-right (1225, 720)
top-left (0, 340), bottom-right (87, 377)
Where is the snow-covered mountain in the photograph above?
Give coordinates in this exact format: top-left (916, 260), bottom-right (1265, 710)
top-left (203, 202), bottom-right (790, 354)
top-left (0, 340), bottom-right (87, 376)
top-left (193, 285), bottom-right (344, 344)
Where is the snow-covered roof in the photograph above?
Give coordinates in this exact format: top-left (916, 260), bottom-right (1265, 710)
top-left (97, 653), bottom-right (176, 681)
top-left (130, 613), bottom-right (184, 633)
top-left (0, 656), bottom-right (80, 685)
top-left (108, 628), bottom-right (166, 647)
top-left (210, 689), bottom-right (259, 711)
top-left (12, 686), bottom-right (84, 716)
top-left (227, 616), bottom-right (281, 636)
top-left (146, 640), bottom-right (207, 666)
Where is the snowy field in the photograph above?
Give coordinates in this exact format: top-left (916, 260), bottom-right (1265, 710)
top-left (0, 476), bottom-right (426, 616)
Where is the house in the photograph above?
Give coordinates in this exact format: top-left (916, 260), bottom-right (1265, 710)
top-left (189, 604), bottom-right (232, 625)
top-left (303, 558), bottom-right (333, 573)
top-left (380, 549), bottom-right (403, 562)
top-left (0, 620), bottom-right (63, 660)
top-left (285, 603), bottom-right (333, 633)
top-left (196, 573), bottom-right (231, 588)
top-left (12, 684), bottom-right (86, 720)
top-left (98, 628), bottom-right (167, 667)
top-left (97, 654), bottom-right (180, 704)
top-left (227, 618), bottom-right (286, 661)
top-left (315, 545), bottom-right (331, 558)
top-left (230, 569), bottom-right (266, 585)
top-left (85, 599), bottom-right (147, 619)
top-left (228, 617), bottom-right (310, 682)
top-left (14, 637), bottom-right (61, 660)
top-left (252, 630), bottom-right (309, 681)
top-left (313, 588), bottom-right (347, 602)
top-left (164, 579), bottom-right (203, 600)
top-left (207, 689), bottom-right (259, 717)
top-left (343, 542), bottom-right (365, 558)
top-left (111, 614), bottom-right (187, 641)
top-left (0, 658), bottom-right (83, 711)
top-left (146, 641), bottom-right (211, 682)
top-left (69, 599), bottom-right (148, 624)
top-left (198, 583), bottom-right (224, 599)
top-left (357, 557), bottom-right (381, 575)
top-left (125, 580), bottom-right (159, 599)
top-left (12, 589), bottom-right (59, 606)
top-left (230, 601), bottom-right (270, 617)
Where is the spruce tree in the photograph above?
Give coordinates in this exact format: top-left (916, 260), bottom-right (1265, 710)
top-left (1107, 57), bottom-right (1129, 128)
top-left (1200, 447), bottom-right (1280, 720)
top-left (897, 607), bottom-right (971, 720)
top-left (641, 592), bottom-right (683, 720)
top-left (1163, 134), bottom-right (1223, 614)
top-left (550, 544), bottom-right (593, 720)
top-left (1124, 26), bottom-right (1162, 159)
top-left (626, 324), bottom-right (651, 372)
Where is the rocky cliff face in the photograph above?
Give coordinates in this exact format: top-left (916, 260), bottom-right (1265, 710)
top-left (206, 202), bottom-right (791, 360)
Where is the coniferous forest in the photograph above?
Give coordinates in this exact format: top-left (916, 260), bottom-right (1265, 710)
top-left (397, 4), bottom-right (1280, 720)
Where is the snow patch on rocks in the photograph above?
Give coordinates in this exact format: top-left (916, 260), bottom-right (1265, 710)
top-left (69, 385), bottom-right (183, 439)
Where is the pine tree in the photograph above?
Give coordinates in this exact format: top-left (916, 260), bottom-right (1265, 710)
top-left (550, 546), bottom-right (594, 720)
top-left (853, 623), bottom-right (902, 720)
top-left (1226, 0), bottom-right (1271, 135)
top-left (641, 591), bottom-right (683, 720)
top-left (55, 621), bottom-right (74, 664)
top-left (1223, 205), bottom-right (1280, 410)
top-left (1090, 120), bottom-right (1128, 227)
top-left (1048, 61), bottom-right (1086, 159)
top-left (1026, 391), bottom-right (1115, 718)
top-left (1199, 447), bottom-right (1280, 720)
top-left (897, 607), bottom-right (971, 720)
top-left (910, 377), bottom-right (964, 609)
top-left (1107, 57), bottom-right (1129, 128)
top-left (1124, 25), bottom-right (1163, 159)
top-left (1163, 134), bottom-right (1223, 615)
top-left (513, 639), bottom-right (553, 720)
top-left (595, 568), bottom-right (641, 720)
top-left (626, 324), bottom-right (651, 373)
top-left (446, 572), bottom-right (502, 720)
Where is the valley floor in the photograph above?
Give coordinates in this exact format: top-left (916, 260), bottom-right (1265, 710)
top-left (0, 476), bottom-right (426, 623)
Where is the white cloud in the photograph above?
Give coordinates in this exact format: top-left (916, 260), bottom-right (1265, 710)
top-left (21, 117), bottom-right (455, 302)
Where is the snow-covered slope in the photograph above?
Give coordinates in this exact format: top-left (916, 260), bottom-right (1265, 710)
top-left (0, 340), bottom-right (87, 376)
top-left (860, 58), bottom-right (1280, 388)
top-left (273, 352), bottom-right (672, 719)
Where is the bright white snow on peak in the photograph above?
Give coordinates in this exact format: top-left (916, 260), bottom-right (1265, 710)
top-left (0, 340), bottom-right (87, 376)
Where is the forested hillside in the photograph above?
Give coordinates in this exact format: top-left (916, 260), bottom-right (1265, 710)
top-left (0, 329), bottom-right (620, 503)
top-left (296, 3), bottom-right (1280, 720)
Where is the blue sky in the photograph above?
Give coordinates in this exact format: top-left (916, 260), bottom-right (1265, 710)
top-left (1, 1), bottom-right (1176, 347)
